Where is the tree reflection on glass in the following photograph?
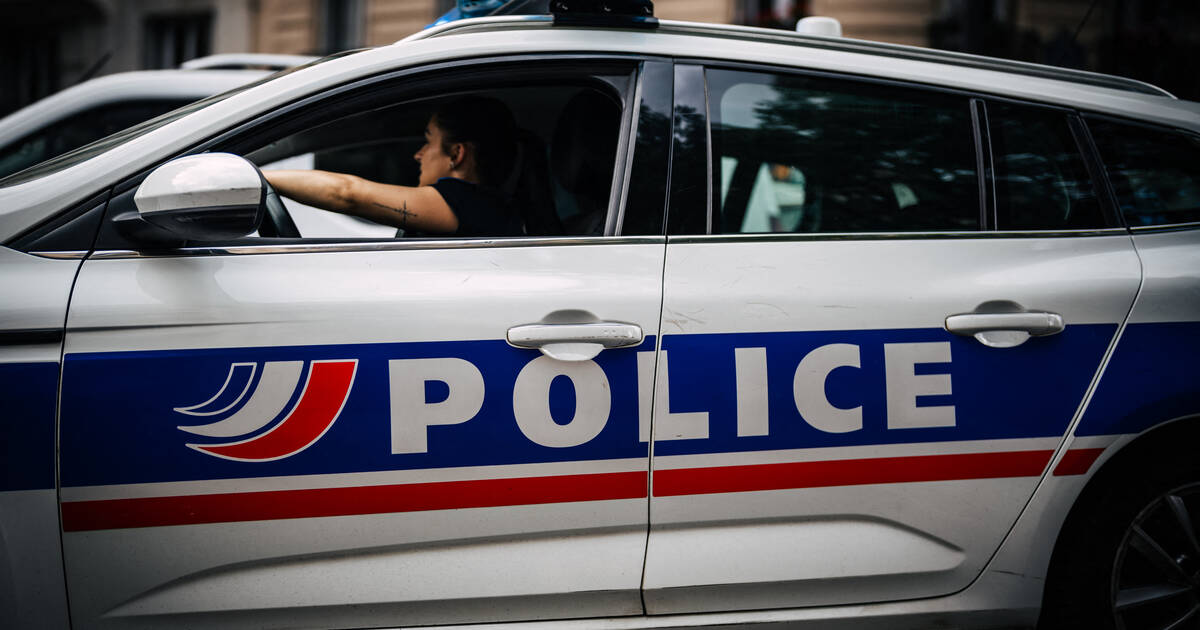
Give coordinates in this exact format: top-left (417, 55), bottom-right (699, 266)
top-left (710, 69), bottom-right (980, 234)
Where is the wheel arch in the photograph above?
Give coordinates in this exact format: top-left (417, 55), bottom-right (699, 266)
top-left (1038, 412), bottom-right (1200, 627)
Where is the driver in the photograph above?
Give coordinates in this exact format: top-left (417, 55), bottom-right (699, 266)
top-left (264, 96), bottom-right (523, 237)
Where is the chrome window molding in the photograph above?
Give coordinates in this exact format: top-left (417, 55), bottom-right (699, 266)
top-left (29, 251), bottom-right (88, 260)
top-left (1129, 222), bottom-right (1200, 234)
top-left (86, 236), bottom-right (666, 259)
top-left (668, 228), bottom-right (1129, 244)
top-left (610, 62), bottom-right (644, 236)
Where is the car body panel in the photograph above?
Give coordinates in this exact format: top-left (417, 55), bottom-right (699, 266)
top-left (0, 247), bottom-right (76, 629)
top-left (642, 234), bottom-right (1141, 612)
top-left (58, 241), bottom-right (663, 628)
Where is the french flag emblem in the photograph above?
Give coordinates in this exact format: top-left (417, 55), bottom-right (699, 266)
top-left (175, 359), bottom-right (358, 462)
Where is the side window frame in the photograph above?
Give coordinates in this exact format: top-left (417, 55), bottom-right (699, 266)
top-left (1080, 113), bottom-right (1200, 231)
top-left (672, 59), bottom-right (989, 237)
top-left (93, 54), bottom-right (662, 253)
top-left (977, 95), bottom-right (1122, 232)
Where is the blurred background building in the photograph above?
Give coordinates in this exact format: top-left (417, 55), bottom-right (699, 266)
top-left (2, 0), bottom-right (1197, 117)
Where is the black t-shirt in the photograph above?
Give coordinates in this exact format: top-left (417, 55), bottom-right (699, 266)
top-left (432, 177), bottom-right (523, 237)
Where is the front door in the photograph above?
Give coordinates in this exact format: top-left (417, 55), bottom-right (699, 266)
top-left (57, 61), bottom-right (666, 629)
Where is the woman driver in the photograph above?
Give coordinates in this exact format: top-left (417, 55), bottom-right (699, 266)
top-left (264, 96), bottom-right (523, 237)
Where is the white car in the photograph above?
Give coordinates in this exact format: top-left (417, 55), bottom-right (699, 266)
top-left (0, 54), bottom-right (315, 179)
top-left (2, 7), bottom-right (1198, 630)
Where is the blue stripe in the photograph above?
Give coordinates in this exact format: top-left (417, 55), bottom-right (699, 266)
top-left (1, 362), bottom-right (58, 491)
top-left (60, 324), bottom-right (1115, 488)
top-left (61, 339), bottom-right (653, 487)
top-left (1076, 321), bottom-right (1200, 437)
top-left (653, 325), bottom-right (1114, 456)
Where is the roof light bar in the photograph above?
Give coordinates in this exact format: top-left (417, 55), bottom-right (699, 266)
top-left (550, 0), bottom-right (658, 28)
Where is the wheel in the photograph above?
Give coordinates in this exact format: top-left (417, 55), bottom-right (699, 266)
top-left (1041, 452), bottom-right (1200, 630)
top-left (258, 181), bottom-right (300, 238)
top-left (1111, 482), bottom-right (1200, 629)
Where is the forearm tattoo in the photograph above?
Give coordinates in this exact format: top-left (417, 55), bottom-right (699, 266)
top-left (372, 201), bottom-right (414, 228)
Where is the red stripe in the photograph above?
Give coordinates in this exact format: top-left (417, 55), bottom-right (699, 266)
top-left (61, 471), bottom-right (647, 532)
top-left (195, 361), bottom-right (355, 461)
top-left (652, 450), bottom-right (1055, 497)
top-left (60, 449), bottom-right (1061, 531)
top-left (1053, 448), bottom-right (1106, 476)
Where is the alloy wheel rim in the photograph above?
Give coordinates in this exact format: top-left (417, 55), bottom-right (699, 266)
top-left (1112, 482), bottom-right (1200, 630)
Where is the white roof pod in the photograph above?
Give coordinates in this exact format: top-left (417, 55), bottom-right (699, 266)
top-left (795, 16), bottom-right (842, 37)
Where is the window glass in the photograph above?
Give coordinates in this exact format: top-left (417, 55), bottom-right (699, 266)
top-left (708, 68), bottom-right (979, 234)
top-left (244, 81), bottom-right (625, 239)
top-left (0, 100), bottom-right (189, 179)
top-left (989, 102), bottom-right (1105, 230)
top-left (1087, 118), bottom-right (1200, 227)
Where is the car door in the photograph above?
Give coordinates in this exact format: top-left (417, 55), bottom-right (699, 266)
top-left (56, 58), bottom-right (670, 629)
top-left (641, 64), bottom-right (1141, 613)
top-left (0, 197), bottom-right (98, 629)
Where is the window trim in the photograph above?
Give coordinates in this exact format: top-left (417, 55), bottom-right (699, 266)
top-left (694, 59), bottom-right (987, 238)
top-left (980, 93), bottom-right (1123, 231)
top-left (84, 235), bottom-right (666, 260)
top-left (96, 53), bottom-right (663, 253)
top-left (970, 98), bottom-right (995, 230)
top-left (1080, 113), bottom-right (1200, 233)
top-left (666, 228), bottom-right (1129, 245)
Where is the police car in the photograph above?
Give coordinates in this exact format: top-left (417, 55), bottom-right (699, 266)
top-left (2, 3), bottom-right (1199, 629)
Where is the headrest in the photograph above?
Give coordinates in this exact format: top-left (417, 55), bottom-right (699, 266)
top-left (551, 90), bottom-right (621, 197)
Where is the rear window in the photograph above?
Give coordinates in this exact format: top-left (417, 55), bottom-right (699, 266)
top-left (1087, 117), bottom-right (1200, 227)
top-left (989, 102), bottom-right (1106, 230)
top-left (708, 68), bottom-right (980, 234)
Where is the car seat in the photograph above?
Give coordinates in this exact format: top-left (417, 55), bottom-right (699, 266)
top-left (551, 89), bottom-right (621, 235)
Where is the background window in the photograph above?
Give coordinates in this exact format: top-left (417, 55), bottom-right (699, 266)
top-left (709, 68), bottom-right (979, 234)
top-left (0, 100), bottom-right (190, 179)
top-left (1087, 118), bottom-right (1200, 227)
top-left (143, 13), bottom-right (212, 69)
top-left (989, 102), bottom-right (1105, 230)
top-left (322, 0), bottom-right (365, 54)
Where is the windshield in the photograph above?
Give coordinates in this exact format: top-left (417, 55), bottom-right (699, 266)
top-left (0, 52), bottom-right (360, 189)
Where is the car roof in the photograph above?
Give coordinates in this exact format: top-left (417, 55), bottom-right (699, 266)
top-left (413, 16), bottom-right (1176, 98)
top-left (3, 17), bottom-right (1198, 242)
top-left (0, 68), bottom-right (272, 148)
top-left (180, 53), bottom-right (319, 71)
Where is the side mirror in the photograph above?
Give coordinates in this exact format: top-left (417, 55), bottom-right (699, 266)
top-left (133, 153), bottom-right (266, 240)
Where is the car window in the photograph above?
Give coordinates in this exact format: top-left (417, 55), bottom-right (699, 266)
top-left (242, 79), bottom-right (627, 239)
top-left (1086, 117), bottom-right (1200, 227)
top-left (0, 52), bottom-right (353, 189)
top-left (0, 100), bottom-right (192, 180)
top-left (708, 68), bottom-right (980, 234)
top-left (988, 101), bottom-right (1106, 230)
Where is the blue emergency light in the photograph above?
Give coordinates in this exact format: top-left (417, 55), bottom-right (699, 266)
top-left (430, 0), bottom-right (656, 28)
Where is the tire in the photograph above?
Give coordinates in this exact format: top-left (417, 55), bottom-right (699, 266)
top-left (1041, 453), bottom-right (1200, 630)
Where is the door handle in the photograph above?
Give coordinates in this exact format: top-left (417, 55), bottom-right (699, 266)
top-left (507, 321), bottom-right (643, 361)
top-left (945, 303), bottom-right (1064, 348)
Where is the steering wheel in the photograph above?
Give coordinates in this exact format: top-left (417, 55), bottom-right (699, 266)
top-left (259, 180), bottom-right (301, 238)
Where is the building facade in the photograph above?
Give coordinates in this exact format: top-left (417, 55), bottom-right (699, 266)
top-left (1, 0), bottom-right (1198, 117)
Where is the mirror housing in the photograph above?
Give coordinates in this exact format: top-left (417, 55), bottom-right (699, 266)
top-left (134, 153), bottom-right (266, 240)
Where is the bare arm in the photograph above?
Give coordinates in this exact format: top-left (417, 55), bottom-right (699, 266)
top-left (263, 170), bottom-right (459, 233)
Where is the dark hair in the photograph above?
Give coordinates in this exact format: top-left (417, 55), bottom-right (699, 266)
top-left (432, 96), bottom-right (517, 188)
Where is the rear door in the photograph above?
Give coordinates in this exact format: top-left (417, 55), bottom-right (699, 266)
top-left (57, 58), bottom-right (668, 629)
top-left (642, 64), bottom-right (1141, 613)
